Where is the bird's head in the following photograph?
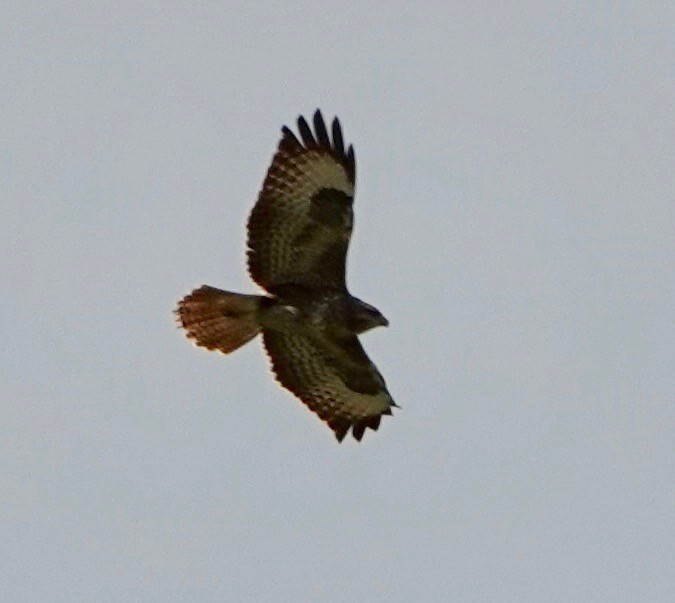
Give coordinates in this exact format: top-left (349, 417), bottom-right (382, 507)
top-left (350, 298), bottom-right (389, 334)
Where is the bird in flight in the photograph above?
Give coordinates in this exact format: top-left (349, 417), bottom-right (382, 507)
top-left (175, 110), bottom-right (396, 442)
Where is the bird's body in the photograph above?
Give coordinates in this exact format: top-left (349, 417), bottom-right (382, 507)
top-left (176, 110), bottom-right (395, 442)
top-left (258, 286), bottom-right (387, 337)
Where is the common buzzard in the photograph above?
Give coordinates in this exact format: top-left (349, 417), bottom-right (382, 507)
top-left (176, 110), bottom-right (396, 442)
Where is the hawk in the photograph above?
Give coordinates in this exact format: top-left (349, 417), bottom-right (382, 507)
top-left (175, 110), bottom-right (396, 442)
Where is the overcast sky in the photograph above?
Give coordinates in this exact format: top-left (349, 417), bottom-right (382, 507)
top-left (2, 2), bottom-right (673, 601)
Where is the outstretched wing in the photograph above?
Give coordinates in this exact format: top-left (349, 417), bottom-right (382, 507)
top-left (262, 330), bottom-right (395, 442)
top-left (247, 110), bottom-right (356, 293)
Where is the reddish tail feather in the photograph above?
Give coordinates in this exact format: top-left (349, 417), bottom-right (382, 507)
top-left (176, 285), bottom-right (263, 354)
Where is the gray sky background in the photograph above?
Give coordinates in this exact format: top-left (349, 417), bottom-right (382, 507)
top-left (2, 2), bottom-right (673, 601)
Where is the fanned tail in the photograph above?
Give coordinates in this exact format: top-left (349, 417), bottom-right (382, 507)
top-left (175, 285), bottom-right (263, 354)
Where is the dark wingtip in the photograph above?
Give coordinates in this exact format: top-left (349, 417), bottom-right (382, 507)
top-left (345, 412), bottom-right (389, 442)
top-left (279, 111), bottom-right (355, 184)
top-left (331, 117), bottom-right (344, 155)
top-left (352, 422), bottom-right (366, 441)
top-left (330, 417), bottom-right (350, 442)
top-left (346, 145), bottom-right (355, 177)
top-left (297, 115), bottom-right (316, 147)
top-left (313, 109), bottom-right (330, 147)
top-left (280, 125), bottom-right (302, 151)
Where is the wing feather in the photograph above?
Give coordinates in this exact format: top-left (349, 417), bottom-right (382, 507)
top-left (279, 125), bottom-right (302, 151)
top-left (247, 110), bottom-right (356, 292)
top-left (331, 117), bottom-right (345, 156)
top-left (262, 331), bottom-right (394, 442)
top-left (313, 110), bottom-right (330, 147)
top-left (297, 115), bottom-right (316, 147)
